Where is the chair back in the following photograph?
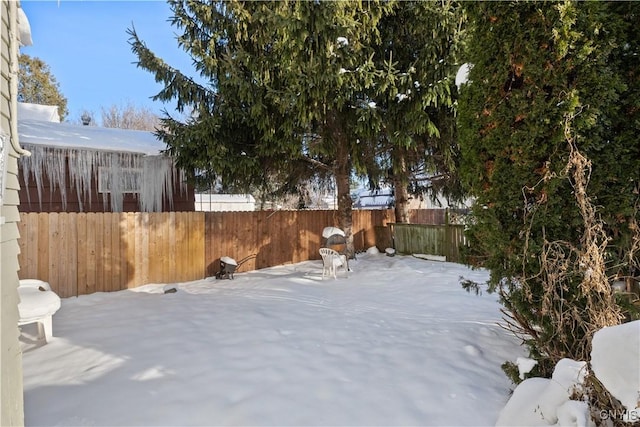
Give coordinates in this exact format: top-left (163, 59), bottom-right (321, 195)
top-left (319, 247), bottom-right (339, 259)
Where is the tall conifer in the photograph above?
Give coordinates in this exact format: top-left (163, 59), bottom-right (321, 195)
top-left (458, 1), bottom-right (639, 376)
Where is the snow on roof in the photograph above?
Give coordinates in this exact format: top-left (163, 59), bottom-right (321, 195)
top-left (18, 7), bottom-right (33, 47)
top-left (17, 102), bottom-right (60, 122)
top-left (18, 119), bottom-right (167, 156)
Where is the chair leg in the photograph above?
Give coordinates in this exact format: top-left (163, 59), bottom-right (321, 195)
top-left (340, 255), bottom-right (348, 275)
top-left (39, 316), bottom-right (53, 342)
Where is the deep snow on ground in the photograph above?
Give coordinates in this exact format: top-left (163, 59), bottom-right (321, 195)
top-left (21, 253), bottom-right (527, 426)
top-left (496, 320), bottom-right (640, 427)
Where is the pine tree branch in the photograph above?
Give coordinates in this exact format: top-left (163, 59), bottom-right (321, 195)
top-left (301, 155), bottom-right (332, 172)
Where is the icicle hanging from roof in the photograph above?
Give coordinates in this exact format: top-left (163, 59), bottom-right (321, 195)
top-left (19, 145), bottom-right (67, 210)
top-left (141, 155), bottom-right (175, 213)
top-left (19, 144), bottom-right (186, 212)
top-left (67, 149), bottom-right (98, 212)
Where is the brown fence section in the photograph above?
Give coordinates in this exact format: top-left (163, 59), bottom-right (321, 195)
top-left (409, 209), bottom-right (447, 225)
top-left (203, 209), bottom-right (394, 276)
top-left (18, 209), bottom-right (397, 297)
top-left (18, 212), bottom-right (205, 297)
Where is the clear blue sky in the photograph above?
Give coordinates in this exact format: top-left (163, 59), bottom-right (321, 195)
top-left (20, 0), bottom-right (197, 124)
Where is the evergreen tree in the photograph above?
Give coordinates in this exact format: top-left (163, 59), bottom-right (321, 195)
top-left (370, 1), bottom-right (466, 222)
top-left (18, 54), bottom-right (69, 121)
top-left (458, 1), bottom-right (639, 377)
top-left (128, 0), bottom-right (392, 254)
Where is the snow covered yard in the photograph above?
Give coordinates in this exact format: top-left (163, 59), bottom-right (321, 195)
top-left (21, 253), bottom-right (525, 426)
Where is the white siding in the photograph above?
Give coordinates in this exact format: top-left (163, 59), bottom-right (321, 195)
top-left (1, 2), bottom-right (25, 425)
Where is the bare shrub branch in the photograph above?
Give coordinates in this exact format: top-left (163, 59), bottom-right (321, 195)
top-left (512, 113), bottom-right (623, 365)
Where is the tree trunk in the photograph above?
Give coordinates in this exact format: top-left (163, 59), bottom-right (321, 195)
top-left (393, 147), bottom-right (410, 224)
top-left (335, 140), bottom-right (354, 258)
top-left (326, 110), bottom-right (354, 257)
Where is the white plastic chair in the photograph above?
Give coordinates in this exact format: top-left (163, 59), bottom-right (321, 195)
top-left (319, 248), bottom-right (348, 279)
top-left (18, 279), bottom-right (61, 343)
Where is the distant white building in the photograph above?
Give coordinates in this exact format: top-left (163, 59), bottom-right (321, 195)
top-left (353, 188), bottom-right (394, 210)
top-left (195, 194), bottom-right (255, 212)
top-left (320, 194), bottom-right (337, 210)
top-left (353, 187), bottom-right (471, 210)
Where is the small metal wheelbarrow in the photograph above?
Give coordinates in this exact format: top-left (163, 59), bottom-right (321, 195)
top-left (215, 254), bottom-right (256, 280)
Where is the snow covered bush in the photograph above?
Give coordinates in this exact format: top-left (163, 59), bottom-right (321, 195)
top-left (497, 321), bottom-right (640, 427)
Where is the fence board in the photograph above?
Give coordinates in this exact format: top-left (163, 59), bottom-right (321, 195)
top-left (204, 213), bottom-right (219, 276)
top-left (125, 212), bottom-right (136, 288)
top-left (243, 212), bottom-right (258, 270)
top-left (67, 213), bottom-right (78, 297)
top-left (76, 213), bottom-right (87, 295)
top-left (161, 212), bottom-right (171, 282)
top-left (167, 212), bottom-right (176, 283)
top-left (269, 211), bottom-right (283, 267)
top-left (117, 214), bottom-right (128, 290)
top-left (103, 213), bottom-right (113, 292)
top-left (148, 212), bottom-right (160, 283)
top-left (180, 212), bottom-right (190, 278)
top-left (37, 213), bottom-right (49, 282)
top-left (191, 212), bottom-right (205, 280)
top-left (138, 213), bottom-right (148, 286)
top-left (97, 213), bottom-right (106, 293)
top-left (85, 214), bottom-right (97, 295)
top-left (141, 213), bottom-right (150, 285)
top-left (19, 213), bottom-right (37, 279)
top-left (297, 211), bottom-right (309, 264)
top-left (48, 213), bottom-right (60, 295)
top-left (111, 214), bottom-right (122, 291)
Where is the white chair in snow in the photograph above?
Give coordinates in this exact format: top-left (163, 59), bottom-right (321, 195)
top-left (18, 279), bottom-right (61, 343)
top-left (319, 248), bottom-right (348, 279)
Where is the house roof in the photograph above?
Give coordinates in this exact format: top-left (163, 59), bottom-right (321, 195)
top-left (18, 119), bottom-right (167, 156)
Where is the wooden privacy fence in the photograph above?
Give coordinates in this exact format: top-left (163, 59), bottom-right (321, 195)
top-left (18, 209), bottom-right (395, 298)
top-left (18, 212), bottom-right (206, 298)
top-left (389, 223), bottom-right (468, 263)
top-left (203, 209), bottom-right (393, 277)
